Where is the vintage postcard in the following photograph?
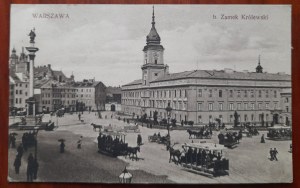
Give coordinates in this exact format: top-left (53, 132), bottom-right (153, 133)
top-left (8, 4), bottom-right (292, 183)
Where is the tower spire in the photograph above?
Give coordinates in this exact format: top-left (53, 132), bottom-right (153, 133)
top-left (256, 54), bottom-right (263, 73)
top-left (152, 5), bottom-right (155, 27)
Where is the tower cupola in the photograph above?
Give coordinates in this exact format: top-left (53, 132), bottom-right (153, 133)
top-left (256, 55), bottom-right (263, 73)
top-left (146, 6), bottom-right (161, 45)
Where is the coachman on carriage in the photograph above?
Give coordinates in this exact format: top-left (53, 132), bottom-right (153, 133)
top-left (179, 143), bottom-right (229, 177)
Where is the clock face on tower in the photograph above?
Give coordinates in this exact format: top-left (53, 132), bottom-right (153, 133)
top-left (153, 52), bottom-right (158, 58)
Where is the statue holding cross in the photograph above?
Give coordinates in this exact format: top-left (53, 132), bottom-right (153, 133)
top-left (28, 28), bottom-right (36, 43)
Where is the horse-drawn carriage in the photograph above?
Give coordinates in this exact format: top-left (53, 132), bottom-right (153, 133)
top-left (97, 132), bottom-right (128, 157)
top-left (123, 124), bottom-right (140, 133)
top-left (218, 130), bottom-right (241, 148)
top-left (179, 142), bottom-right (229, 177)
top-left (148, 133), bottom-right (170, 145)
top-left (267, 126), bottom-right (292, 141)
top-left (187, 128), bottom-right (212, 139)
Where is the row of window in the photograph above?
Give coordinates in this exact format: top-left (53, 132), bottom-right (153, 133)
top-left (43, 88), bottom-right (77, 92)
top-left (15, 83), bottom-right (28, 88)
top-left (123, 89), bottom-right (188, 99)
top-left (42, 93), bottom-right (76, 98)
top-left (197, 102), bottom-right (278, 111)
top-left (15, 90), bottom-right (28, 96)
top-left (197, 113), bottom-right (271, 123)
top-left (43, 100), bottom-right (76, 105)
top-left (198, 89), bottom-right (278, 98)
top-left (15, 98), bottom-right (23, 104)
top-left (78, 88), bottom-right (93, 92)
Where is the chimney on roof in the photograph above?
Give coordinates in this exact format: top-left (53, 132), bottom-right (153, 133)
top-left (48, 64), bottom-right (51, 69)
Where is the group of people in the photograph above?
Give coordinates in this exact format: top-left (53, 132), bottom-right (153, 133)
top-left (268, 129), bottom-right (292, 138)
top-left (181, 147), bottom-right (226, 169)
top-left (218, 131), bottom-right (242, 145)
top-left (22, 132), bottom-right (37, 151)
top-left (97, 133), bottom-right (126, 153)
top-left (269, 148), bottom-right (279, 161)
top-left (13, 142), bottom-right (39, 181)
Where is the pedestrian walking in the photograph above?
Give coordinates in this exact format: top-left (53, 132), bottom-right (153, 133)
top-left (78, 113), bottom-right (81, 121)
top-left (273, 148), bottom-right (278, 161)
top-left (60, 141), bottom-right (65, 153)
top-left (11, 134), bottom-right (16, 148)
top-left (269, 148), bottom-right (273, 161)
top-left (77, 136), bottom-right (83, 149)
top-left (17, 144), bottom-right (24, 158)
top-left (13, 155), bottom-right (21, 174)
top-left (261, 134), bottom-right (265, 143)
top-left (27, 153), bottom-right (34, 182)
top-left (137, 134), bottom-right (142, 146)
top-left (32, 157), bottom-right (39, 180)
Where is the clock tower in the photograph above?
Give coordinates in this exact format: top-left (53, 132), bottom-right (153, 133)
top-left (142, 6), bottom-right (168, 86)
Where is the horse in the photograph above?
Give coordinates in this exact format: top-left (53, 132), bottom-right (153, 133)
top-left (126, 146), bottom-right (140, 161)
top-left (91, 123), bottom-right (102, 132)
top-left (187, 129), bottom-right (198, 139)
top-left (167, 144), bottom-right (182, 165)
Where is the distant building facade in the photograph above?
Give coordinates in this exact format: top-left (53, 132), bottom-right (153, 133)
top-left (10, 73), bottom-right (30, 110)
top-left (74, 79), bottom-right (106, 111)
top-left (105, 86), bottom-right (122, 111)
top-left (121, 9), bottom-right (292, 126)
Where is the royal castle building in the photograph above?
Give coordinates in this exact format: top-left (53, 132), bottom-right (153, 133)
top-left (121, 8), bottom-right (292, 126)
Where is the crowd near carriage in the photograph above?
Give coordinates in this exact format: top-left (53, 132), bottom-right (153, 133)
top-left (148, 132), bottom-right (170, 145)
top-left (267, 126), bottom-right (292, 141)
top-left (97, 132), bottom-right (128, 157)
top-left (218, 130), bottom-right (242, 148)
top-left (186, 127), bottom-right (212, 139)
top-left (177, 143), bottom-right (229, 177)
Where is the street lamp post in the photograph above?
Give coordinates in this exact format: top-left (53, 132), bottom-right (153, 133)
top-left (165, 103), bottom-right (172, 137)
top-left (119, 167), bottom-right (132, 183)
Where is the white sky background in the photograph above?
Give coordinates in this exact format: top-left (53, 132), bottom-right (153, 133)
top-left (10, 5), bottom-right (291, 86)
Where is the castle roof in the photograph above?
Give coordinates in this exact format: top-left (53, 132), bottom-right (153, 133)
top-left (151, 69), bottom-right (291, 83)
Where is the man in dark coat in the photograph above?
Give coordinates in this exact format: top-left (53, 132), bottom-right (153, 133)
top-left (13, 155), bottom-right (21, 174)
top-left (269, 148), bottom-right (273, 161)
top-left (261, 134), bottom-right (265, 143)
top-left (17, 144), bottom-right (24, 158)
top-left (60, 142), bottom-right (65, 153)
top-left (11, 135), bottom-right (16, 148)
top-left (137, 134), bottom-right (142, 146)
top-left (32, 157), bottom-right (39, 179)
top-left (273, 148), bottom-right (278, 161)
top-left (27, 153), bottom-right (34, 182)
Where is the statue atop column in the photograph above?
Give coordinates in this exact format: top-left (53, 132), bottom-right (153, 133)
top-left (28, 28), bottom-right (36, 43)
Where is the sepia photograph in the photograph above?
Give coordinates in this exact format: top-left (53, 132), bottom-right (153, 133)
top-left (8, 4), bottom-right (292, 184)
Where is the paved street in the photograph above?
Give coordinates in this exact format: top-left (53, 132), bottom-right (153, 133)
top-left (8, 111), bottom-right (292, 183)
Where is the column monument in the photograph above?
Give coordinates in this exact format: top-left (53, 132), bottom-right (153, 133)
top-left (25, 28), bottom-right (39, 118)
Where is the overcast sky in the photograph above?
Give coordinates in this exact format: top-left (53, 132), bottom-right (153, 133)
top-left (10, 5), bottom-right (291, 86)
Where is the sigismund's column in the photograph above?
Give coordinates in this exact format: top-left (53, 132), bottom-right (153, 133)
top-left (25, 28), bottom-right (39, 116)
